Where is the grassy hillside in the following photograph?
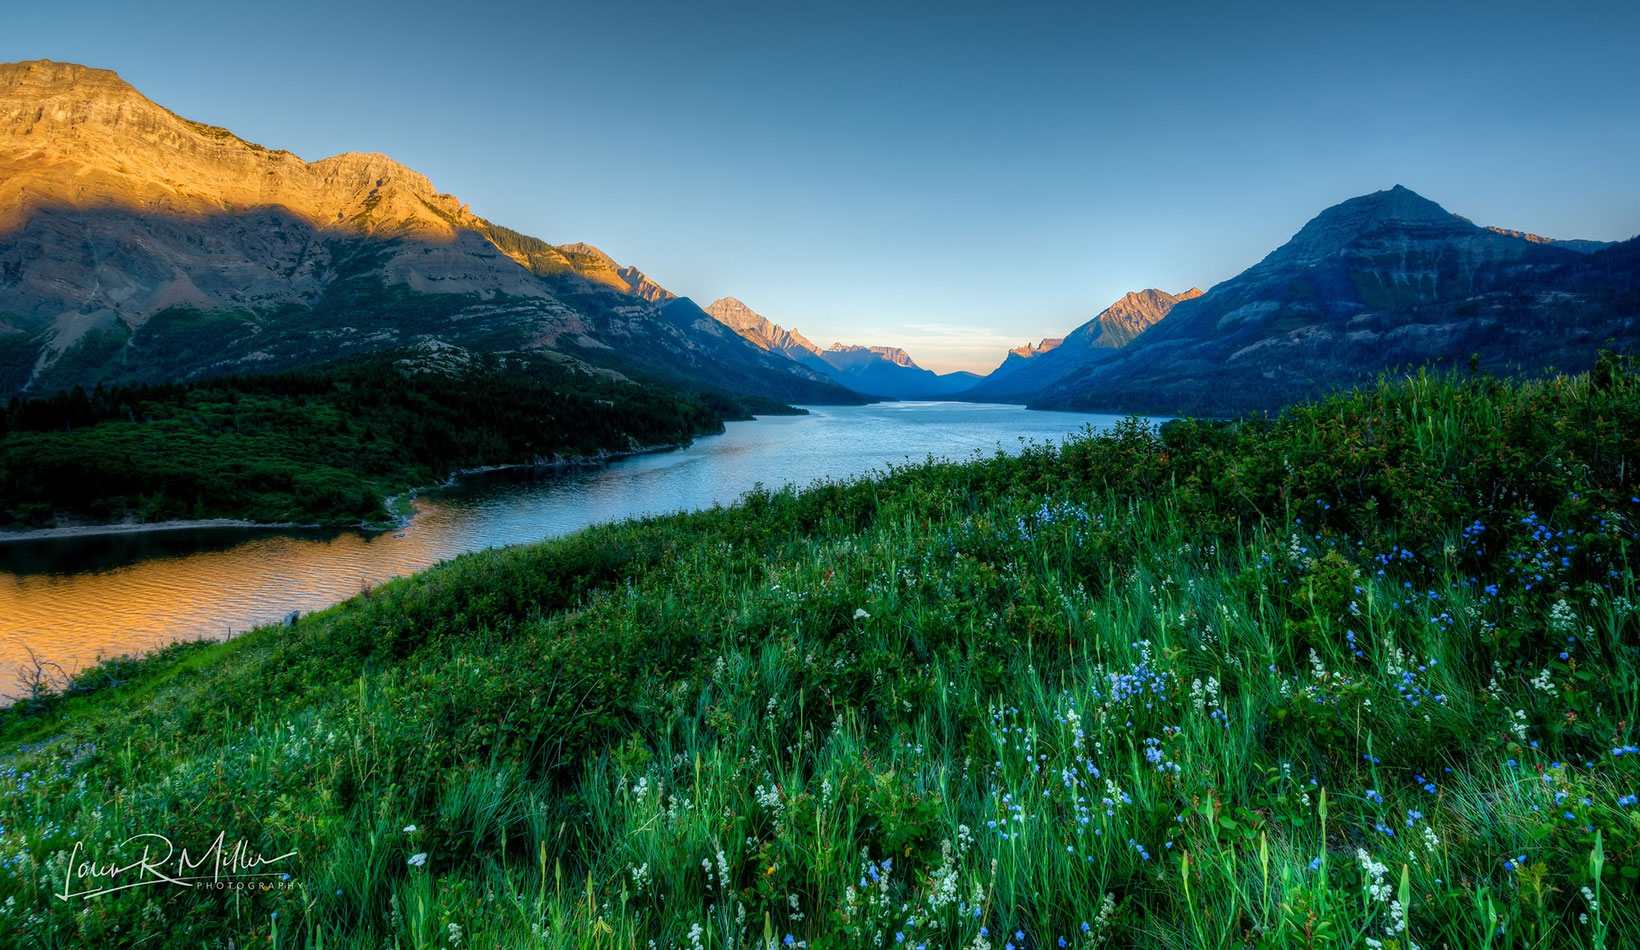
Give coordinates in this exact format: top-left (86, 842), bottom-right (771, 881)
top-left (0, 349), bottom-right (793, 529)
top-left (1, 360), bottom-right (1638, 947)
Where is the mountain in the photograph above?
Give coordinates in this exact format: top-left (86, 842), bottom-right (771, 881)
top-left (0, 60), bottom-right (860, 405)
top-left (1029, 186), bottom-right (1639, 415)
top-left (962, 288), bottom-right (1201, 400)
top-left (704, 297), bottom-right (823, 360)
top-left (701, 296), bottom-right (975, 398)
top-left (552, 243), bottom-right (676, 302)
top-left (820, 344), bottom-right (918, 371)
top-left (809, 343), bottom-right (980, 398)
top-left (1009, 338), bottom-right (1064, 359)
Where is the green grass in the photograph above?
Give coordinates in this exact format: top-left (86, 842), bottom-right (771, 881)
top-left (2, 361), bottom-right (1639, 947)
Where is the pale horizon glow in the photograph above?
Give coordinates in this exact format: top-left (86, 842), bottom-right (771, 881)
top-left (5, 0), bottom-right (1639, 374)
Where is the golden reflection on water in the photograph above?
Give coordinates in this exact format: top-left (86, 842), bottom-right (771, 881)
top-left (0, 502), bottom-right (458, 691)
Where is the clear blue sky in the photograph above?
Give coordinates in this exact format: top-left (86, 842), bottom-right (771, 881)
top-left (8, 0), bottom-right (1639, 372)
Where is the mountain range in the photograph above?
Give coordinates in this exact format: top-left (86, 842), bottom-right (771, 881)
top-left (2, 59), bottom-right (1636, 416)
top-left (695, 180), bottom-right (1637, 414)
top-left (703, 296), bottom-right (978, 398)
top-left (0, 60), bottom-right (860, 405)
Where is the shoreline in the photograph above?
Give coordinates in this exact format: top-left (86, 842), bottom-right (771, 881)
top-left (436, 440), bottom-right (691, 485)
top-left (0, 439), bottom-right (695, 545)
top-left (0, 517), bottom-right (313, 543)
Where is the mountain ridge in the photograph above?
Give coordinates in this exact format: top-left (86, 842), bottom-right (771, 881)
top-left (0, 59), bottom-right (861, 405)
top-left (699, 297), bottom-right (979, 398)
top-left (961, 287), bottom-right (1201, 400)
top-left (1029, 187), bottom-right (1640, 414)
top-left (703, 297), bottom-right (822, 359)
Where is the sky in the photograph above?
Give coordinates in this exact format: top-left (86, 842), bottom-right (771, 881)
top-left (7, 0), bottom-right (1639, 373)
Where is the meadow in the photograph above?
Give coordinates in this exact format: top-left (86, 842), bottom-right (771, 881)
top-left (0, 359), bottom-right (1637, 948)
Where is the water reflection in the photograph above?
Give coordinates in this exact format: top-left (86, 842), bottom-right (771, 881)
top-left (0, 402), bottom-right (1133, 686)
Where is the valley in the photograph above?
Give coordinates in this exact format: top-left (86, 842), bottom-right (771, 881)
top-left (1, 42), bottom-right (1638, 950)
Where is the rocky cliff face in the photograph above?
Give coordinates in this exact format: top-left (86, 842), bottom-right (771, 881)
top-left (0, 60), bottom-right (860, 404)
top-left (704, 297), bottom-right (822, 358)
top-left (554, 244), bottom-right (676, 302)
top-left (1088, 288), bottom-right (1203, 348)
top-left (820, 344), bottom-right (920, 371)
top-left (1029, 186), bottom-right (1638, 415)
top-left (1008, 338), bottom-right (1063, 359)
top-left (1481, 226), bottom-right (1611, 254)
top-left (963, 287), bottom-right (1200, 399)
top-left (0, 61), bottom-right (472, 240)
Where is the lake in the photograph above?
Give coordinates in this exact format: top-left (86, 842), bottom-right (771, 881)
top-left (0, 402), bottom-right (1135, 691)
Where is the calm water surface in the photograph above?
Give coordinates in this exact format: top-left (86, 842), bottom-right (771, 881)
top-left (0, 403), bottom-right (1132, 686)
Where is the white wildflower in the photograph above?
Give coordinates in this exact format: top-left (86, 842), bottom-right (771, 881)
top-left (755, 782), bottom-right (784, 816)
top-left (1510, 709), bottom-right (1530, 742)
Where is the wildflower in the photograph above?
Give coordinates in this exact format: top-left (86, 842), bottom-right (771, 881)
top-left (407, 852), bottom-right (428, 867)
top-left (854, 608), bottom-right (870, 620)
top-left (403, 824), bottom-right (417, 833)
top-left (1356, 849), bottom-right (1390, 903)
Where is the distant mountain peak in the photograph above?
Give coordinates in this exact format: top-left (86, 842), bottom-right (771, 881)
top-left (826, 344), bottom-right (920, 369)
top-left (963, 286), bottom-right (1196, 400)
top-left (1009, 338), bottom-right (1064, 358)
top-left (704, 297), bottom-right (821, 357)
top-left (1085, 288), bottom-right (1198, 347)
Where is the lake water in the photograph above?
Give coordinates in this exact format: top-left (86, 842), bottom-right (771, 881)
top-left (0, 402), bottom-right (1132, 690)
